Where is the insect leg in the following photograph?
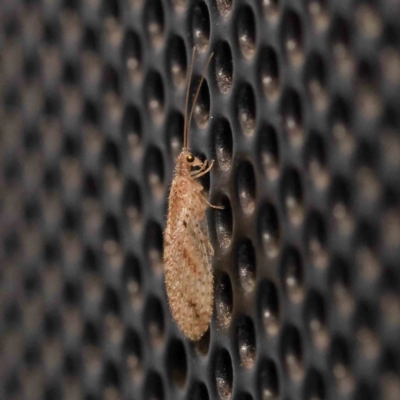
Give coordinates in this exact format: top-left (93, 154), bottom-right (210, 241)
top-left (192, 160), bottom-right (214, 179)
top-left (206, 200), bottom-right (224, 209)
top-left (190, 160), bottom-right (207, 177)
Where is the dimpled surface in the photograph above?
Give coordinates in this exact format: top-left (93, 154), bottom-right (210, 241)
top-left (1, 0), bottom-right (400, 399)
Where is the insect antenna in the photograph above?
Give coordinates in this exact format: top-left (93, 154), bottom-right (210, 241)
top-left (183, 47), bottom-right (196, 149)
top-left (184, 49), bottom-right (214, 149)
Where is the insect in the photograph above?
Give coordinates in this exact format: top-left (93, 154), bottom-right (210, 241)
top-left (163, 48), bottom-right (223, 341)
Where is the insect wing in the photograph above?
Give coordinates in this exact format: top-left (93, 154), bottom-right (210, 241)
top-left (164, 191), bottom-right (214, 340)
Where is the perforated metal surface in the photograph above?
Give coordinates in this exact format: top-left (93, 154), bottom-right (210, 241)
top-left (1, 0), bottom-right (400, 399)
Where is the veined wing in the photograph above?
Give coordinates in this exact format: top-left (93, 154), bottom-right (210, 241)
top-left (164, 197), bottom-right (214, 340)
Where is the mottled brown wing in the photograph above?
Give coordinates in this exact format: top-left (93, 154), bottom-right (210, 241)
top-left (164, 191), bottom-right (214, 341)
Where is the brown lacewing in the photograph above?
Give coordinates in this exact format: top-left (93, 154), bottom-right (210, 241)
top-left (163, 48), bottom-right (223, 340)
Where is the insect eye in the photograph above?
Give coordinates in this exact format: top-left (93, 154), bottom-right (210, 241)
top-left (186, 154), bottom-right (194, 163)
